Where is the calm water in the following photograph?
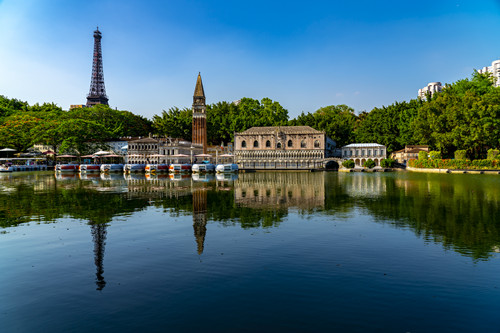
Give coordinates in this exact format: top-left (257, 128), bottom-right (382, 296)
top-left (1, 171), bottom-right (500, 332)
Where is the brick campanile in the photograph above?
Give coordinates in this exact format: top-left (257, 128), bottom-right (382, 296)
top-left (192, 73), bottom-right (207, 154)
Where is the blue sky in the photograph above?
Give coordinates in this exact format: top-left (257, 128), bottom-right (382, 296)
top-left (1, 0), bottom-right (500, 119)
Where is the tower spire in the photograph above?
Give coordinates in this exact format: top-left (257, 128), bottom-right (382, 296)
top-left (86, 27), bottom-right (109, 107)
top-left (192, 73), bottom-right (207, 154)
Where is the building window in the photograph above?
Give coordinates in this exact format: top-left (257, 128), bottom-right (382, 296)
top-left (368, 149), bottom-right (371, 156)
top-left (266, 140), bottom-right (271, 148)
top-left (301, 140), bottom-right (306, 148)
top-left (288, 140), bottom-right (293, 147)
top-left (253, 140), bottom-right (259, 148)
top-left (356, 150), bottom-right (359, 156)
top-left (343, 150), bottom-right (347, 156)
top-left (361, 150), bottom-right (365, 156)
top-left (242, 140), bottom-right (247, 148)
top-left (350, 150), bottom-right (353, 156)
top-left (314, 140), bottom-right (320, 148)
top-left (277, 142), bottom-right (282, 149)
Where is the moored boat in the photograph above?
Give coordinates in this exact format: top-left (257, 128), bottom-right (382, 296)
top-left (168, 163), bottom-right (192, 173)
top-left (145, 164), bottom-right (169, 173)
top-left (0, 165), bottom-right (13, 172)
top-left (79, 164), bottom-right (101, 173)
top-left (215, 163), bottom-right (239, 173)
top-left (100, 164), bottom-right (124, 173)
top-left (56, 164), bottom-right (79, 172)
top-left (124, 164), bottom-right (146, 173)
top-left (192, 163), bottom-right (215, 173)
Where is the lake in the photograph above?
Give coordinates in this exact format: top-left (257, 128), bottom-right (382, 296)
top-left (1, 171), bottom-right (500, 332)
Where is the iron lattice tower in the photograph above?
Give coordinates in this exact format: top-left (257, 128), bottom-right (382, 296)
top-left (86, 27), bottom-right (109, 107)
top-left (192, 73), bottom-right (207, 153)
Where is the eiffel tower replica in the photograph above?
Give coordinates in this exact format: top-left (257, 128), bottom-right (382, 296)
top-left (86, 27), bottom-right (109, 107)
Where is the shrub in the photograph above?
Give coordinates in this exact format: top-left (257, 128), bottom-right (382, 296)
top-left (429, 151), bottom-right (442, 160)
top-left (487, 149), bottom-right (499, 160)
top-left (342, 159), bottom-right (355, 169)
top-left (363, 159), bottom-right (375, 169)
top-left (380, 158), bottom-right (395, 168)
top-left (454, 150), bottom-right (467, 160)
top-left (418, 151), bottom-right (428, 160)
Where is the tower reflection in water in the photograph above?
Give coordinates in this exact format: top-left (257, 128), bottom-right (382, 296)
top-left (90, 221), bottom-right (107, 290)
top-left (192, 189), bottom-right (208, 255)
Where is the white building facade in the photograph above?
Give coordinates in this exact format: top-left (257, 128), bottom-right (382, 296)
top-left (418, 82), bottom-right (442, 99)
top-left (477, 59), bottom-right (500, 87)
top-left (342, 143), bottom-right (386, 167)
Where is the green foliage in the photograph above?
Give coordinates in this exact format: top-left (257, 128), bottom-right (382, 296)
top-left (0, 114), bottom-right (42, 151)
top-left (342, 159), bottom-right (355, 169)
top-left (409, 158), bottom-right (500, 170)
top-left (363, 159), bottom-right (376, 168)
top-left (487, 149), bottom-right (499, 160)
top-left (380, 158), bottom-right (395, 168)
top-left (153, 98), bottom-right (289, 144)
top-left (152, 107), bottom-right (192, 140)
top-left (454, 150), bottom-right (467, 160)
top-left (418, 151), bottom-right (428, 160)
top-left (429, 151), bottom-right (442, 160)
top-left (289, 105), bottom-right (357, 147)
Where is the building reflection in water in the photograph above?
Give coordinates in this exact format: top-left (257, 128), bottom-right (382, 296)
top-left (234, 172), bottom-right (325, 209)
top-left (90, 221), bottom-right (107, 290)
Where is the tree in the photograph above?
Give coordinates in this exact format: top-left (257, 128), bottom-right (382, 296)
top-left (152, 107), bottom-right (192, 140)
top-left (56, 119), bottom-right (111, 154)
top-left (289, 104), bottom-right (357, 147)
top-left (0, 114), bottom-right (41, 151)
top-left (363, 159), bottom-right (375, 168)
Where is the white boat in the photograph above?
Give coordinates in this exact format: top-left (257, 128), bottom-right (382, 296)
top-left (79, 164), bottom-right (101, 173)
top-left (215, 163), bottom-right (239, 173)
top-left (55, 164), bottom-right (79, 173)
top-left (100, 164), bottom-right (124, 173)
top-left (192, 163), bottom-right (215, 173)
top-left (0, 165), bottom-right (13, 172)
top-left (145, 164), bottom-right (168, 173)
top-left (169, 164), bottom-right (192, 173)
top-left (124, 164), bottom-right (146, 173)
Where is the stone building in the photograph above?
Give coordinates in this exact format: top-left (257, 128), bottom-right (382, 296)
top-left (341, 143), bottom-right (386, 167)
top-left (390, 145), bottom-right (429, 164)
top-left (127, 137), bottom-right (202, 164)
top-left (234, 126), bottom-right (336, 170)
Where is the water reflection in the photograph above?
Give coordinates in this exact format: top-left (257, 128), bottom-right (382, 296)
top-left (90, 222), bottom-right (107, 290)
top-left (1, 171), bottom-right (500, 260)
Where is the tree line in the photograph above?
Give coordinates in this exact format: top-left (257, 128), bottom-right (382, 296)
top-left (2, 71), bottom-right (499, 158)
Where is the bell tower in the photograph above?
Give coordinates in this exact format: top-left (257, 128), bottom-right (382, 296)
top-left (192, 73), bottom-right (207, 153)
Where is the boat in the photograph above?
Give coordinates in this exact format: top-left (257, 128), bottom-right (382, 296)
top-left (124, 164), bottom-right (146, 173)
top-left (100, 164), bottom-right (124, 173)
top-left (56, 164), bottom-right (79, 172)
top-left (0, 165), bottom-right (13, 172)
top-left (215, 163), bottom-right (239, 173)
top-left (168, 163), bottom-right (192, 173)
top-left (145, 164), bottom-right (169, 173)
top-left (79, 164), bottom-right (101, 173)
top-left (192, 163), bottom-right (216, 173)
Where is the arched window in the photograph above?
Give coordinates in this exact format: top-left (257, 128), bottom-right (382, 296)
top-left (288, 140), bottom-right (293, 147)
top-left (253, 140), bottom-right (259, 148)
top-left (266, 140), bottom-right (271, 148)
top-left (314, 140), bottom-right (320, 148)
top-left (242, 140), bottom-right (247, 148)
top-left (301, 140), bottom-right (306, 148)
top-left (277, 142), bottom-right (282, 149)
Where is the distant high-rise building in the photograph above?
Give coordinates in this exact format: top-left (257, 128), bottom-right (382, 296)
top-left (86, 27), bottom-right (109, 107)
top-left (192, 73), bottom-right (207, 154)
top-left (418, 82), bottom-right (442, 99)
top-left (477, 59), bottom-right (500, 87)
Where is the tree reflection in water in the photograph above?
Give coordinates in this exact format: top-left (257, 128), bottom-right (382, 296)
top-left (1, 171), bottom-right (500, 260)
